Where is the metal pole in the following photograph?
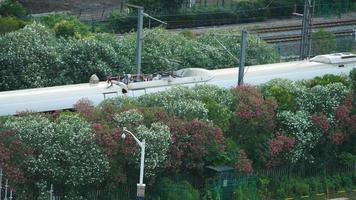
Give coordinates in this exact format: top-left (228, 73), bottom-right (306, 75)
top-left (354, 28), bottom-right (356, 41)
top-left (238, 30), bottom-right (247, 86)
top-left (0, 168), bottom-right (3, 200)
top-left (135, 7), bottom-right (144, 81)
top-left (4, 179), bottom-right (8, 200)
top-left (300, 0), bottom-right (313, 60)
top-left (9, 190), bottom-right (12, 200)
top-left (137, 139), bottom-right (146, 200)
top-left (50, 184), bottom-right (53, 200)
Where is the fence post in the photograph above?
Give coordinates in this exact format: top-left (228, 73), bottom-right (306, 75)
top-left (4, 179), bottom-right (8, 200)
top-left (0, 168), bottom-right (3, 200)
top-left (49, 184), bottom-right (53, 200)
top-left (9, 190), bottom-right (12, 200)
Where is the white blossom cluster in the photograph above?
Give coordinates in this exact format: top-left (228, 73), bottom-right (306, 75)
top-left (136, 123), bottom-right (171, 178)
top-left (5, 114), bottom-right (110, 187)
top-left (138, 85), bottom-right (232, 120)
top-left (115, 109), bottom-right (172, 178)
top-left (293, 83), bottom-right (349, 118)
top-left (114, 109), bottom-right (144, 127)
top-left (277, 111), bottom-right (322, 163)
top-left (163, 99), bottom-right (209, 121)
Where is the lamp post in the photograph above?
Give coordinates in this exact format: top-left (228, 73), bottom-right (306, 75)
top-left (121, 127), bottom-right (146, 200)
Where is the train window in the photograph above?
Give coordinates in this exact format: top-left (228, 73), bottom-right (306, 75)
top-left (103, 91), bottom-right (118, 99)
top-left (122, 88), bottom-right (127, 94)
top-left (338, 64), bottom-right (345, 68)
top-left (341, 55), bottom-right (356, 59)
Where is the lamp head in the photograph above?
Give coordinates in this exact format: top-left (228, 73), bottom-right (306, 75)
top-left (121, 127), bottom-right (127, 139)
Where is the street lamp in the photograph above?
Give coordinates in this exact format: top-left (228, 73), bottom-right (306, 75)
top-left (121, 127), bottom-right (146, 200)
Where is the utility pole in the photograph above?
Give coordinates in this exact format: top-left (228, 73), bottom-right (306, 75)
top-left (299, 0), bottom-right (314, 60)
top-left (135, 7), bottom-right (144, 81)
top-left (238, 30), bottom-right (247, 86)
top-left (127, 4), bottom-right (167, 81)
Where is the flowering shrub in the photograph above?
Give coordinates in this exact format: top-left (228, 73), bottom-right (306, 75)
top-left (114, 109), bottom-right (144, 128)
top-left (61, 38), bottom-right (118, 84)
top-left (166, 119), bottom-right (225, 172)
top-left (236, 150), bottom-right (253, 173)
top-left (231, 85), bottom-right (277, 167)
top-left (267, 133), bottom-right (295, 167)
top-left (135, 123), bottom-right (171, 178)
top-left (0, 129), bottom-right (31, 184)
top-left (294, 83), bottom-right (349, 117)
top-left (277, 111), bottom-right (321, 163)
top-left (5, 114), bottom-right (110, 187)
top-left (138, 85), bottom-right (233, 125)
top-left (164, 99), bottom-right (209, 121)
top-left (0, 22), bottom-right (61, 90)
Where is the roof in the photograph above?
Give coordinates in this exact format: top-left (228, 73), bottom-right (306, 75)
top-left (310, 52), bottom-right (356, 64)
top-left (206, 165), bottom-right (234, 172)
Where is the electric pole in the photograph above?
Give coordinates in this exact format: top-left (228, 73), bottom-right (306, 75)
top-left (127, 4), bottom-right (167, 81)
top-left (299, 0), bottom-right (314, 60)
top-left (135, 6), bottom-right (144, 81)
top-left (238, 29), bottom-right (247, 86)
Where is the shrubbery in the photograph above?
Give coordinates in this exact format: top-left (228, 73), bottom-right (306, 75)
top-left (0, 16), bottom-right (26, 35)
top-left (0, 0), bottom-right (26, 17)
top-left (0, 25), bottom-right (277, 91)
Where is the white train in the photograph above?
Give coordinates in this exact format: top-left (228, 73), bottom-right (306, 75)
top-left (0, 53), bottom-right (355, 116)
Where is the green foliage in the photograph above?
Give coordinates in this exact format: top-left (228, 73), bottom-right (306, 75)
top-left (312, 29), bottom-right (337, 55)
top-left (40, 14), bottom-right (89, 37)
top-left (0, 22), bottom-right (62, 90)
top-left (0, 0), bottom-right (26, 17)
top-left (259, 79), bottom-right (298, 111)
top-left (4, 114), bottom-right (110, 188)
top-left (128, 0), bottom-right (185, 13)
top-left (302, 74), bottom-right (351, 88)
top-left (153, 178), bottom-right (199, 200)
top-left (0, 16), bottom-right (26, 35)
top-left (107, 0), bottom-right (296, 32)
top-left (60, 38), bottom-right (118, 83)
top-left (53, 20), bottom-right (76, 38)
top-left (138, 85), bottom-right (233, 127)
top-left (350, 69), bottom-right (356, 108)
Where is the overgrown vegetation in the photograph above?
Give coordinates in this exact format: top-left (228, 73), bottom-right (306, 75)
top-left (0, 22), bottom-right (277, 91)
top-left (1, 72), bottom-right (355, 199)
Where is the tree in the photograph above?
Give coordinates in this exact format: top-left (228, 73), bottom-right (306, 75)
top-left (4, 114), bottom-right (110, 189)
top-left (312, 29), bottom-right (336, 55)
top-left (128, 0), bottom-right (185, 13)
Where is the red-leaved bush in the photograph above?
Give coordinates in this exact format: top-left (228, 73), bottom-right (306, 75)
top-left (311, 113), bottom-right (330, 133)
top-left (231, 85), bottom-right (277, 167)
top-left (73, 98), bottom-right (95, 120)
top-left (166, 119), bottom-right (225, 172)
top-left (0, 130), bottom-right (32, 185)
top-left (268, 133), bottom-right (295, 157)
top-left (236, 149), bottom-right (253, 173)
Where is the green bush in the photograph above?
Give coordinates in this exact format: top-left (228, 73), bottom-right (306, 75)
top-left (41, 14), bottom-right (89, 37)
top-left (0, 0), bottom-right (26, 17)
top-left (153, 178), bottom-right (199, 200)
top-left (60, 38), bottom-right (119, 84)
top-left (53, 20), bottom-right (76, 38)
top-left (107, 0), bottom-right (293, 33)
top-left (302, 74), bottom-right (351, 88)
top-left (259, 79), bottom-right (298, 111)
top-left (0, 16), bottom-right (26, 35)
top-left (0, 22), bottom-right (62, 90)
top-left (312, 29), bottom-right (337, 55)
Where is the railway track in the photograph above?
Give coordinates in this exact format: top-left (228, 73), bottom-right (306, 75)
top-left (253, 19), bottom-right (356, 33)
top-left (263, 29), bottom-right (356, 43)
